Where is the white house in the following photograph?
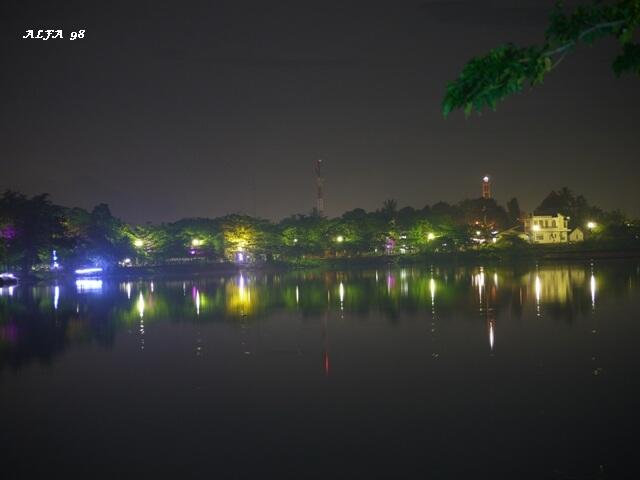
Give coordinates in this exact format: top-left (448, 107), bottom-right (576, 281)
top-left (569, 228), bottom-right (585, 242)
top-left (524, 214), bottom-right (571, 244)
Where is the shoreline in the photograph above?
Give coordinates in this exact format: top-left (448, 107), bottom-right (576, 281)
top-left (8, 246), bottom-right (639, 284)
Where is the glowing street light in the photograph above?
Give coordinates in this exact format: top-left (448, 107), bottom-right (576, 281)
top-left (191, 238), bottom-right (203, 247)
top-left (427, 232), bottom-right (435, 241)
top-left (134, 239), bottom-right (144, 248)
top-left (532, 224), bottom-right (541, 232)
top-left (336, 235), bottom-right (344, 243)
top-left (587, 221), bottom-right (597, 230)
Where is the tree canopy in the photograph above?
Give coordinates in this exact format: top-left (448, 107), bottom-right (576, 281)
top-left (443, 0), bottom-right (640, 116)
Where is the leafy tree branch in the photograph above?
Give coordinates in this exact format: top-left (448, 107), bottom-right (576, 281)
top-left (443, 0), bottom-right (640, 117)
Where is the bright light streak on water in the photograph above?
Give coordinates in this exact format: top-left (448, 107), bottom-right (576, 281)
top-left (195, 289), bottom-right (200, 316)
top-left (137, 292), bottom-right (145, 319)
top-left (590, 274), bottom-right (596, 309)
top-left (0, 286), bottom-right (15, 297)
top-left (477, 269), bottom-right (485, 303)
top-left (295, 286), bottom-right (299, 305)
top-left (126, 282), bottom-right (131, 299)
top-left (76, 279), bottom-right (103, 292)
top-left (430, 278), bottom-right (436, 305)
top-left (489, 322), bottom-right (495, 352)
top-left (54, 286), bottom-right (59, 310)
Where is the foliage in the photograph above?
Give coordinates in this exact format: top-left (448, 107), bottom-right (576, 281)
top-left (443, 0), bottom-right (640, 116)
top-left (0, 187), bottom-right (636, 271)
top-left (0, 191), bottom-right (65, 272)
top-left (534, 187), bottom-right (603, 228)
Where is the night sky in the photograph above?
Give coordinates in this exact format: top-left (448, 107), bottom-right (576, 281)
top-left (1, 0), bottom-right (638, 224)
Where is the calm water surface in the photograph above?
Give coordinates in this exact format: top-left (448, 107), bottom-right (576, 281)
top-left (1, 261), bottom-right (640, 479)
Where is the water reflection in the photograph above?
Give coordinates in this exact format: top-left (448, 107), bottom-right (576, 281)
top-left (0, 261), bottom-right (636, 371)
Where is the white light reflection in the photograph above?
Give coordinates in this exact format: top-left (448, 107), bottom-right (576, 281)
top-left (339, 282), bottom-right (345, 310)
top-left (535, 275), bottom-right (542, 317)
top-left (476, 268), bottom-right (485, 304)
top-left (239, 274), bottom-right (246, 304)
top-left (76, 279), bottom-right (103, 292)
top-left (489, 322), bottom-right (495, 352)
top-left (126, 282), bottom-right (131, 299)
top-left (150, 281), bottom-right (154, 293)
top-left (590, 273), bottom-right (596, 310)
top-left (493, 273), bottom-right (498, 288)
top-left (138, 292), bottom-right (145, 350)
top-left (53, 286), bottom-right (59, 310)
top-left (195, 289), bottom-right (201, 316)
top-left (0, 286), bottom-right (15, 296)
top-left (430, 278), bottom-right (436, 305)
top-left (295, 285), bottom-right (299, 305)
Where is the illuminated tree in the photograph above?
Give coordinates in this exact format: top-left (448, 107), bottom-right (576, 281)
top-left (443, 1), bottom-right (640, 116)
top-left (220, 215), bottom-right (269, 261)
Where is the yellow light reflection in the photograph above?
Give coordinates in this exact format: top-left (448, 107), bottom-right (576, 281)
top-left (226, 274), bottom-right (255, 316)
top-left (137, 292), bottom-right (145, 318)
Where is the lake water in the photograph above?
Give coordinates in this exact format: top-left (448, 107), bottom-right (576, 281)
top-left (1, 261), bottom-right (639, 479)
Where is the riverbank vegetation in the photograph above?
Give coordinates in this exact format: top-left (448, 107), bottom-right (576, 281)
top-left (1, 188), bottom-right (638, 274)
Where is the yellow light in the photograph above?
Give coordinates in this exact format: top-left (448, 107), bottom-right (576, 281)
top-left (191, 238), bottom-right (203, 247)
top-left (336, 235), bottom-right (344, 243)
top-left (134, 239), bottom-right (144, 247)
top-left (532, 225), bottom-right (540, 232)
top-left (475, 230), bottom-right (481, 236)
top-left (427, 233), bottom-right (435, 241)
top-left (587, 221), bottom-right (597, 229)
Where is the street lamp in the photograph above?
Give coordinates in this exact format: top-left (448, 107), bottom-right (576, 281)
top-left (191, 238), bottom-right (203, 247)
top-left (587, 221), bottom-right (597, 230)
top-left (336, 235), bottom-right (344, 243)
top-left (134, 238), bottom-right (144, 248)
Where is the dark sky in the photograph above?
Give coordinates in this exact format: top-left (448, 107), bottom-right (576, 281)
top-left (1, 0), bottom-right (638, 224)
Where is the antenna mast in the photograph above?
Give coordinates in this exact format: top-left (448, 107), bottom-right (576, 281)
top-left (315, 159), bottom-right (324, 216)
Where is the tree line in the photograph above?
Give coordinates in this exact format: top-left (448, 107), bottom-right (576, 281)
top-left (0, 188), bottom-right (637, 272)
